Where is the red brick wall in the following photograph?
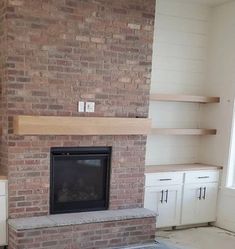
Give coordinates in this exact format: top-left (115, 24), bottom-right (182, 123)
top-left (0, 0), bottom-right (8, 176)
top-left (8, 217), bottom-right (156, 249)
top-left (8, 135), bottom-right (148, 218)
top-left (2, 0), bottom-right (155, 218)
top-left (6, 0), bottom-right (154, 117)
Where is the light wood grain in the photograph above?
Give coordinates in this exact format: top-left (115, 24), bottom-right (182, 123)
top-left (151, 128), bottom-right (217, 135)
top-left (145, 163), bottom-right (223, 173)
top-left (13, 115), bottom-right (152, 136)
top-left (150, 93), bottom-right (220, 103)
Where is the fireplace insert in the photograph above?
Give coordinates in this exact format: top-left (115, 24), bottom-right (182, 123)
top-left (50, 147), bottom-right (111, 214)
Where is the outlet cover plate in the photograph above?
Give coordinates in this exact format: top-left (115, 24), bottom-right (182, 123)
top-left (86, 102), bottom-right (95, 113)
top-left (78, 101), bottom-right (85, 112)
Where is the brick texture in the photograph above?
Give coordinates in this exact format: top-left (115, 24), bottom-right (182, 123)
top-left (8, 135), bottom-right (148, 218)
top-left (8, 217), bottom-right (156, 249)
top-left (0, 0), bottom-right (155, 218)
top-left (0, 0), bottom-right (7, 176)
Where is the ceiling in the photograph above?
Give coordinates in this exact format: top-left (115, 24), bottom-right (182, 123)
top-left (182, 0), bottom-right (233, 6)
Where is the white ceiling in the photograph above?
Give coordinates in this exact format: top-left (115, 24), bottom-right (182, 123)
top-left (182, 0), bottom-right (233, 6)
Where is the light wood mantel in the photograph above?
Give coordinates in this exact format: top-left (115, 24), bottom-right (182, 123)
top-left (13, 115), bottom-right (151, 136)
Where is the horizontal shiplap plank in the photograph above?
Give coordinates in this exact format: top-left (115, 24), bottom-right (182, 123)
top-left (157, 14), bottom-right (209, 34)
top-left (157, 0), bottom-right (210, 21)
top-left (146, 136), bottom-right (200, 165)
top-left (151, 83), bottom-right (204, 96)
top-left (155, 29), bottom-right (208, 47)
top-left (149, 102), bottom-right (200, 128)
top-left (154, 42), bottom-right (207, 60)
top-left (151, 69), bottom-right (205, 85)
top-left (151, 69), bottom-right (205, 95)
top-left (153, 56), bottom-right (206, 73)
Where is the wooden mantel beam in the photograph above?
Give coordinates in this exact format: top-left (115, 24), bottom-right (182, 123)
top-left (13, 115), bottom-right (151, 136)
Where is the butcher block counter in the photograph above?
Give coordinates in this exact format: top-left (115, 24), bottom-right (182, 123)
top-left (145, 163), bottom-right (223, 173)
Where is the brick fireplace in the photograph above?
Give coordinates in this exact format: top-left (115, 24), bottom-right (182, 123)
top-left (0, 0), bottom-right (156, 248)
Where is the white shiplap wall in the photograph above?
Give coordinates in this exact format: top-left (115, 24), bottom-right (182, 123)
top-left (145, 0), bottom-right (211, 166)
top-left (198, 1), bottom-right (235, 231)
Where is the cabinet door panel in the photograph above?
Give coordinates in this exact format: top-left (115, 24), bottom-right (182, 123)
top-left (182, 182), bottom-right (218, 225)
top-left (144, 185), bottom-right (182, 228)
top-left (196, 183), bottom-right (218, 222)
top-left (0, 196), bottom-right (7, 246)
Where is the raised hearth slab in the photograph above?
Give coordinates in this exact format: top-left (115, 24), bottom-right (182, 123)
top-left (8, 208), bottom-right (156, 230)
top-left (119, 243), bottom-right (176, 249)
top-left (8, 208), bottom-right (156, 249)
top-left (118, 244), bottom-right (158, 248)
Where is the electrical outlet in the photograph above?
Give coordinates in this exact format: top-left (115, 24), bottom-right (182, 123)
top-left (78, 101), bottom-right (85, 112)
top-left (86, 102), bottom-right (95, 113)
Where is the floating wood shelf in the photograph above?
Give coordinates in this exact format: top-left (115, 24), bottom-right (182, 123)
top-left (151, 128), bottom-right (217, 136)
top-left (13, 115), bottom-right (151, 136)
top-left (150, 93), bottom-right (220, 103)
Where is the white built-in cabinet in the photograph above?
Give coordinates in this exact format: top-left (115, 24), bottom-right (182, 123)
top-left (144, 170), bottom-right (220, 228)
top-left (145, 172), bottom-right (183, 227)
top-left (181, 182), bottom-right (218, 225)
top-left (0, 180), bottom-right (8, 246)
top-left (145, 185), bottom-right (182, 227)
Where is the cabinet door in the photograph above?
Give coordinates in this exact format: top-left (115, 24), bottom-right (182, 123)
top-left (144, 185), bottom-right (182, 228)
top-left (0, 196), bottom-right (7, 246)
top-left (181, 182), bottom-right (218, 225)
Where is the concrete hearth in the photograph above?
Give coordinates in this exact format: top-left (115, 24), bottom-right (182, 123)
top-left (8, 208), bottom-right (156, 249)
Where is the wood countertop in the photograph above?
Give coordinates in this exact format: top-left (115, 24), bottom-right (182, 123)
top-left (145, 163), bottom-right (223, 173)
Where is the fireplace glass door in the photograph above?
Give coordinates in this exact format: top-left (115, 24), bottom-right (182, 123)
top-left (50, 147), bottom-right (111, 214)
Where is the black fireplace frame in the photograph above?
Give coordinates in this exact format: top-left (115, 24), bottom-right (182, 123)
top-left (50, 146), bottom-right (112, 214)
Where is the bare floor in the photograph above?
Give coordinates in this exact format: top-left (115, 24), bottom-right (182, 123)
top-left (156, 227), bottom-right (235, 249)
top-left (1, 227), bottom-right (235, 249)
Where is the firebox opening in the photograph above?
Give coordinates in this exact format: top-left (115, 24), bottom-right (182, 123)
top-left (50, 147), bottom-right (111, 214)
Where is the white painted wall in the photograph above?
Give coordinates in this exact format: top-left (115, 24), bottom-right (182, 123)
top-left (146, 0), bottom-right (211, 165)
top-left (151, 0), bottom-right (210, 95)
top-left (199, 1), bottom-right (235, 232)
